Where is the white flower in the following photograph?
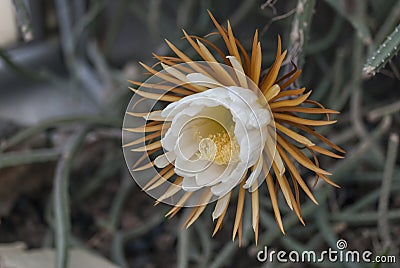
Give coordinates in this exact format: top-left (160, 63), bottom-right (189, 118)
top-left (124, 14), bottom-right (344, 242)
top-left (154, 74), bottom-right (271, 198)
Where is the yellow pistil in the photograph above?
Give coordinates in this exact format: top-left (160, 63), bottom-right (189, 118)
top-left (197, 130), bottom-right (240, 165)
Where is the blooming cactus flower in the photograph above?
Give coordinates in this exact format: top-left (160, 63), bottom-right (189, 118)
top-left (123, 11), bottom-right (345, 245)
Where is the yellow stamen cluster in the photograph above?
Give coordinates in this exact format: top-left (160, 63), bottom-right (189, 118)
top-left (197, 131), bottom-right (240, 165)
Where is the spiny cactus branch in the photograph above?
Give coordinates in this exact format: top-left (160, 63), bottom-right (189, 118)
top-left (363, 24), bottom-right (400, 79)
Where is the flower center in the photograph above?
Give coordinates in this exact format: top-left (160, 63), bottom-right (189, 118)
top-left (197, 129), bottom-right (239, 165)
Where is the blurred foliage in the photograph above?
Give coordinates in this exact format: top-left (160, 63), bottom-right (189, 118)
top-left (0, 0), bottom-right (399, 267)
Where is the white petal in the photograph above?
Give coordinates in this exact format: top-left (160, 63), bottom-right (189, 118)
top-left (243, 154), bottom-right (263, 189)
top-left (240, 128), bottom-right (265, 168)
top-left (174, 156), bottom-right (210, 177)
top-left (186, 73), bottom-right (222, 88)
top-left (161, 63), bottom-right (187, 81)
top-left (145, 110), bottom-right (169, 121)
top-left (227, 86), bottom-right (258, 104)
top-left (212, 192), bottom-right (231, 220)
top-left (195, 163), bottom-right (226, 187)
top-left (175, 129), bottom-right (198, 159)
top-left (154, 151), bottom-right (176, 168)
top-left (161, 127), bottom-right (179, 151)
top-left (182, 176), bottom-right (202, 191)
top-left (211, 162), bottom-right (247, 196)
top-left (167, 106), bottom-right (206, 137)
top-left (226, 56), bottom-right (248, 89)
top-left (247, 104), bottom-right (270, 128)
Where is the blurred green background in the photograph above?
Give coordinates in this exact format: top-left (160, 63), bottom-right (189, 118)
top-left (0, 0), bottom-right (399, 267)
